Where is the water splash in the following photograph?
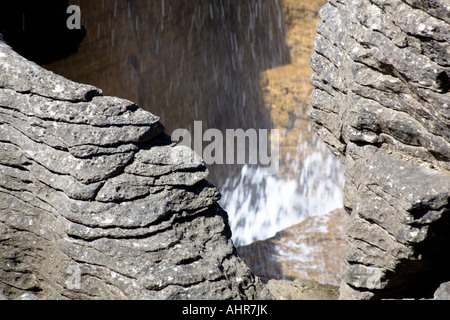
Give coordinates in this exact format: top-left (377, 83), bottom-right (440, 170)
top-left (220, 138), bottom-right (344, 246)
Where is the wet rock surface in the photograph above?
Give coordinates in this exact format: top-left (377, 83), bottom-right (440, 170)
top-left (309, 0), bottom-right (450, 300)
top-left (237, 209), bottom-right (349, 286)
top-left (0, 40), bottom-right (270, 300)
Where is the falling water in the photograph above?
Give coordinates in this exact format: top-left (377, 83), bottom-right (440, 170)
top-left (44, 0), bottom-right (341, 279)
top-left (220, 132), bottom-right (344, 246)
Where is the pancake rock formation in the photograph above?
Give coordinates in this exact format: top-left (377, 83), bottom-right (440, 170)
top-left (0, 38), bottom-right (270, 300)
top-left (309, 0), bottom-right (450, 299)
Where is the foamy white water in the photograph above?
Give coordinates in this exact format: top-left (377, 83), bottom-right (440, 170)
top-left (220, 139), bottom-right (344, 246)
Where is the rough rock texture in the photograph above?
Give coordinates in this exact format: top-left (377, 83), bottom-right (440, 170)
top-left (309, 0), bottom-right (450, 299)
top-left (433, 281), bottom-right (450, 300)
top-left (237, 208), bottom-right (349, 286)
top-left (266, 278), bottom-right (339, 300)
top-left (0, 39), bottom-right (270, 300)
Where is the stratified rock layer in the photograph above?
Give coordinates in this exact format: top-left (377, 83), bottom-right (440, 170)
top-left (0, 40), bottom-right (270, 300)
top-left (309, 0), bottom-right (450, 299)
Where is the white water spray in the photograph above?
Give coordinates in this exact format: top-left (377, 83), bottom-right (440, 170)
top-left (220, 138), bottom-right (344, 246)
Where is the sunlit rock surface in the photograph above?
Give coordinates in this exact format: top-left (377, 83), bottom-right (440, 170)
top-left (266, 278), bottom-right (339, 300)
top-left (309, 0), bottom-right (450, 299)
top-left (0, 40), bottom-right (270, 300)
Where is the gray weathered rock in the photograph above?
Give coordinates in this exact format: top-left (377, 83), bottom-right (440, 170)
top-left (0, 291), bottom-right (43, 300)
top-left (309, 0), bottom-right (450, 299)
top-left (266, 279), bottom-right (339, 300)
top-left (0, 39), bottom-right (270, 300)
top-left (433, 281), bottom-right (450, 300)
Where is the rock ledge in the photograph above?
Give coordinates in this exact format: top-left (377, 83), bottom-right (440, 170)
top-left (0, 39), bottom-right (270, 300)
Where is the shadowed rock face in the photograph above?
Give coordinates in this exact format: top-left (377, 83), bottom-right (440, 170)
top-left (309, 0), bottom-right (450, 299)
top-left (0, 40), bottom-right (271, 300)
top-left (0, 1), bottom-right (86, 65)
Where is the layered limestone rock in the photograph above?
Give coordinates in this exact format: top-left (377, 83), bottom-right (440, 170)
top-left (309, 0), bottom-right (450, 299)
top-left (0, 40), bottom-right (270, 300)
top-left (43, 0), bottom-right (338, 188)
